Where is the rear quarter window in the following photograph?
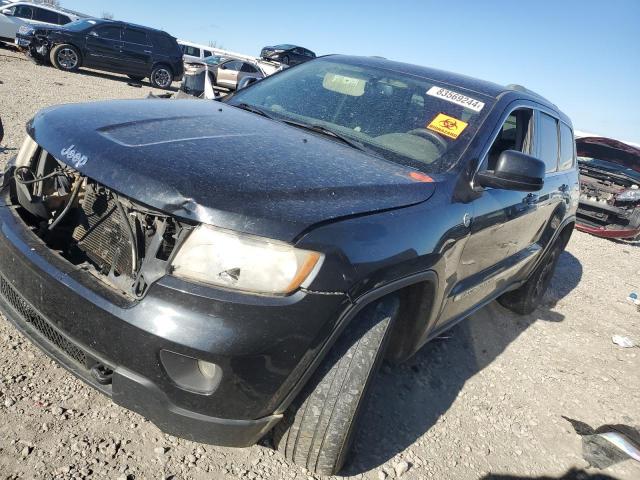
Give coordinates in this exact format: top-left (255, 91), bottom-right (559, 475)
top-left (559, 123), bottom-right (575, 171)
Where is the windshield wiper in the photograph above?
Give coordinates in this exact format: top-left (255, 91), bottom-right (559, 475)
top-left (232, 104), bottom-right (376, 156)
top-left (280, 119), bottom-right (374, 154)
top-left (233, 103), bottom-right (276, 119)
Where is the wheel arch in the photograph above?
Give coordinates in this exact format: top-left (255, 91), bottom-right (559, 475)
top-left (275, 270), bottom-right (439, 415)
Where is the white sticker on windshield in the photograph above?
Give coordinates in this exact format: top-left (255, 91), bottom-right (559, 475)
top-left (426, 86), bottom-right (485, 112)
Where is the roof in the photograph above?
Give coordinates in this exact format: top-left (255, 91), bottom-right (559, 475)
top-left (84, 18), bottom-right (171, 36)
top-left (325, 55), bottom-right (562, 114)
top-left (4, 1), bottom-right (89, 18)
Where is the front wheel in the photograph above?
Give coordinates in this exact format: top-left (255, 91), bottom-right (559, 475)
top-left (49, 44), bottom-right (80, 71)
top-left (273, 297), bottom-right (398, 476)
top-left (150, 65), bottom-right (173, 89)
top-left (498, 241), bottom-right (562, 315)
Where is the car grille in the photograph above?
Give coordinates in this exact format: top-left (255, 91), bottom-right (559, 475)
top-left (0, 275), bottom-right (88, 366)
top-left (72, 184), bottom-right (135, 277)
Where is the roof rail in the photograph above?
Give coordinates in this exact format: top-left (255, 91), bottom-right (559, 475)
top-left (505, 83), bottom-right (555, 106)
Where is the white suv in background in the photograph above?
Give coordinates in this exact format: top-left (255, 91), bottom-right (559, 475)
top-left (0, 2), bottom-right (86, 44)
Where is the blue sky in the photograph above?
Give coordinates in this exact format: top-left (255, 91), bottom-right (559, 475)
top-left (62, 0), bottom-right (640, 143)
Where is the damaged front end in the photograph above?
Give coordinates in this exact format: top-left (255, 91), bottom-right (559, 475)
top-left (576, 136), bottom-right (640, 240)
top-left (3, 136), bottom-right (192, 299)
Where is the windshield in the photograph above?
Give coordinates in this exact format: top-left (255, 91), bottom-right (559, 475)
top-left (64, 19), bottom-right (98, 31)
top-left (227, 57), bottom-right (495, 172)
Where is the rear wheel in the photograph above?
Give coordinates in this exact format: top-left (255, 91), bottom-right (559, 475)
top-left (274, 297), bottom-right (398, 476)
top-left (150, 65), bottom-right (173, 89)
top-left (498, 241), bottom-right (562, 315)
top-left (50, 44), bottom-right (80, 71)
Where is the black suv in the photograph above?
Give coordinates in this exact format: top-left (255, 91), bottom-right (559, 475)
top-left (16, 18), bottom-right (183, 89)
top-left (0, 56), bottom-right (578, 476)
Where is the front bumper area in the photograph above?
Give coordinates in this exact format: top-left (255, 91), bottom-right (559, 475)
top-left (0, 278), bottom-right (280, 445)
top-left (575, 222), bottom-right (640, 239)
top-left (0, 186), bottom-right (350, 446)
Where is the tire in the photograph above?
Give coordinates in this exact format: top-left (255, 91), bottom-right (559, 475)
top-left (280, 55), bottom-right (290, 65)
top-left (127, 74), bottom-right (145, 81)
top-left (274, 297), bottom-right (398, 476)
top-left (498, 241), bottom-right (563, 315)
top-left (150, 64), bottom-right (173, 89)
top-left (49, 44), bottom-right (80, 72)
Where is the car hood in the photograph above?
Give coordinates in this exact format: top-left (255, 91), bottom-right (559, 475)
top-left (28, 99), bottom-right (437, 242)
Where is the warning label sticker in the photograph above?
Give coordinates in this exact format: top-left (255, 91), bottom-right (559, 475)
top-left (426, 113), bottom-right (468, 140)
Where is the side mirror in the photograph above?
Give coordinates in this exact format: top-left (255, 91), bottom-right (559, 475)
top-left (476, 150), bottom-right (545, 192)
top-left (237, 76), bottom-right (260, 90)
top-left (1, 8), bottom-right (12, 15)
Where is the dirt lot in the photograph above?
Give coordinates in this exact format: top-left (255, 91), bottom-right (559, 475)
top-left (0, 45), bottom-right (639, 480)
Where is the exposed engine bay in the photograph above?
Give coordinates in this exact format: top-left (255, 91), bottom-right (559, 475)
top-left (578, 163), bottom-right (640, 227)
top-left (576, 136), bottom-right (640, 239)
top-left (9, 147), bottom-right (190, 298)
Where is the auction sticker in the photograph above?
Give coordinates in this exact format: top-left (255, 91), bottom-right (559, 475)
top-left (427, 113), bottom-right (468, 140)
top-left (427, 86), bottom-right (485, 112)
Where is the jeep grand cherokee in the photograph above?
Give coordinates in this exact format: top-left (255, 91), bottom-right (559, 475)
top-left (0, 55), bottom-right (579, 476)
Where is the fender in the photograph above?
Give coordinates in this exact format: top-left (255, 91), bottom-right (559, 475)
top-left (274, 270), bottom-right (438, 415)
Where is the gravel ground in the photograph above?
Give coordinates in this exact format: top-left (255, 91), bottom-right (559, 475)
top-left (1, 45), bottom-right (639, 480)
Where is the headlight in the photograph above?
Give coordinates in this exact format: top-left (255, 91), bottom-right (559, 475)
top-left (171, 225), bottom-right (323, 294)
top-left (617, 187), bottom-right (640, 202)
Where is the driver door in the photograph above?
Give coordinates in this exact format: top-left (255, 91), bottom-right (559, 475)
top-left (439, 104), bottom-right (549, 324)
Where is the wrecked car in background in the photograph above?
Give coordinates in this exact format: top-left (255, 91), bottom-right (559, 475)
top-left (180, 56), bottom-right (284, 97)
top-left (576, 135), bottom-right (640, 240)
top-left (15, 18), bottom-right (183, 89)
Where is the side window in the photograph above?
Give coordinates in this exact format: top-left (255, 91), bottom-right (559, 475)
top-left (123, 28), bottom-right (150, 45)
top-left (57, 14), bottom-right (71, 25)
top-left (559, 123), bottom-right (575, 171)
top-left (33, 8), bottom-right (59, 23)
top-left (182, 45), bottom-right (201, 57)
top-left (484, 108), bottom-right (534, 170)
top-left (241, 63), bottom-right (258, 73)
top-left (293, 48), bottom-right (303, 55)
top-left (203, 50), bottom-right (213, 58)
top-left (223, 61), bottom-right (243, 71)
top-left (13, 5), bottom-right (34, 19)
top-left (304, 49), bottom-right (315, 58)
top-left (153, 34), bottom-right (175, 51)
top-left (538, 112), bottom-right (560, 173)
top-left (93, 26), bottom-right (121, 40)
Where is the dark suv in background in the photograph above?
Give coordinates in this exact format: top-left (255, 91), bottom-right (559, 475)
top-left (16, 19), bottom-right (183, 89)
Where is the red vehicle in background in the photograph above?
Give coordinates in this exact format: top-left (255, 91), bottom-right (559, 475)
top-left (576, 135), bottom-right (640, 240)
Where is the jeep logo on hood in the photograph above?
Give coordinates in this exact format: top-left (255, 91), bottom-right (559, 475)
top-left (61, 144), bottom-right (88, 168)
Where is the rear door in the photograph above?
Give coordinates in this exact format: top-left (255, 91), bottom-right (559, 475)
top-left (120, 27), bottom-right (153, 75)
top-left (216, 60), bottom-right (242, 88)
top-left (237, 62), bottom-right (261, 88)
top-left (85, 24), bottom-right (123, 69)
